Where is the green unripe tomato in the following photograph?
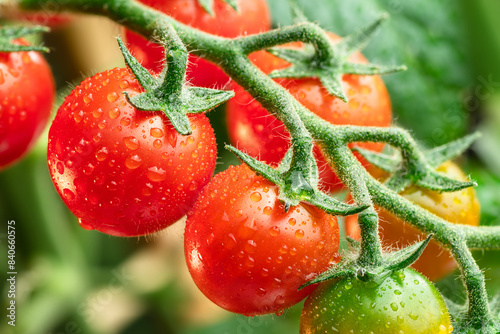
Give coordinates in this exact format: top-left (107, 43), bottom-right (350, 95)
top-left (300, 268), bottom-right (453, 334)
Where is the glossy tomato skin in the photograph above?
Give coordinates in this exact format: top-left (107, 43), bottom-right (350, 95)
top-left (0, 41), bottom-right (55, 170)
top-left (346, 162), bottom-right (480, 281)
top-left (47, 68), bottom-right (217, 237)
top-left (125, 0), bottom-right (271, 87)
top-left (300, 269), bottom-right (453, 334)
top-left (185, 164), bottom-right (341, 316)
top-left (227, 33), bottom-right (392, 192)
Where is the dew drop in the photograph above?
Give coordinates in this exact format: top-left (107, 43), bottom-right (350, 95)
top-left (275, 295), bottom-right (285, 305)
top-left (83, 163), bottom-right (95, 175)
top-left (250, 192), bottom-right (262, 202)
top-left (268, 226), bottom-right (280, 236)
top-left (95, 147), bottom-right (109, 161)
top-left (256, 288), bottom-right (267, 297)
top-left (124, 136), bottom-right (140, 150)
top-left (390, 302), bottom-right (398, 312)
top-left (78, 218), bottom-right (94, 230)
top-left (295, 229), bottom-right (305, 239)
top-left (147, 166), bottom-right (167, 182)
top-left (288, 218), bottom-right (296, 226)
top-left (121, 117), bottom-right (131, 126)
top-left (109, 107), bottom-right (120, 119)
top-left (150, 127), bottom-right (164, 138)
top-left (263, 206), bottom-right (272, 215)
top-left (63, 188), bottom-right (75, 201)
top-left (83, 94), bottom-right (93, 104)
top-left (125, 155), bottom-right (142, 170)
top-left (394, 290), bottom-right (402, 295)
top-left (107, 92), bottom-right (119, 102)
top-left (408, 311), bottom-right (419, 321)
top-left (153, 139), bottom-right (163, 149)
top-left (56, 162), bottom-right (64, 174)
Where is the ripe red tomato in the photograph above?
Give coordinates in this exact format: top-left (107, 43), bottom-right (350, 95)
top-left (184, 164), bottom-right (341, 316)
top-left (300, 269), bottom-right (453, 333)
top-left (345, 162), bottom-right (480, 281)
top-left (47, 68), bottom-right (217, 237)
top-left (226, 32), bottom-right (392, 192)
top-left (125, 0), bottom-right (271, 87)
top-left (0, 40), bottom-right (55, 170)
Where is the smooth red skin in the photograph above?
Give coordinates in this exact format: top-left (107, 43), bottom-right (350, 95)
top-left (0, 42), bottom-right (55, 170)
top-left (226, 33), bottom-right (392, 192)
top-left (47, 68), bottom-right (217, 237)
top-left (125, 0), bottom-right (271, 87)
top-left (185, 164), bottom-right (341, 316)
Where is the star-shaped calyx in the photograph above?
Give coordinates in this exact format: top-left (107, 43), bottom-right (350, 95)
top-left (0, 26), bottom-right (50, 52)
top-left (267, 14), bottom-right (406, 102)
top-left (353, 132), bottom-right (480, 193)
top-left (117, 26), bottom-right (234, 135)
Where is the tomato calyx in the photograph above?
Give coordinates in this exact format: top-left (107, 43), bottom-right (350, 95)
top-left (354, 132), bottom-right (480, 193)
top-left (0, 25), bottom-right (50, 52)
top-left (197, 0), bottom-right (238, 16)
top-left (301, 234), bottom-right (433, 289)
top-left (117, 26), bottom-right (234, 135)
top-left (226, 144), bottom-right (369, 216)
top-left (267, 14), bottom-right (406, 102)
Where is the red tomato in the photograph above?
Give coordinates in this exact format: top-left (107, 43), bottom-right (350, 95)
top-left (125, 0), bottom-right (271, 87)
top-left (47, 68), bottom-right (217, 237)
top-left (185, 164), bottom-right (341, 316)
top-left (226, 32), bottom-right (392, 192)
top-left (345, 162), bottom-right (480, 281)
top-left (0, 40), bottom-right (55, 170)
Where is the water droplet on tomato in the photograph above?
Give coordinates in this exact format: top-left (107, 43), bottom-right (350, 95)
top-left (119, 80), bottom-right (129, 89)
top-left (83, 94), bottom-right (93, 104)
top-left (124, 136), bottom-right (140, 150)
top-left (63, 188), bottom-right (75, 201)
top-left (83, 163), bottom-right (95, 175)
top-left (125, 155), bottom-right (142, 169)
top-left (250, 191), bottom-right (262, 202)
top-left (78, 218), bottom-right (94, 230)
top-left (147, 166), bottom-right (166, 182)
top-left (150, 127), bottom-right (164, 138)
top-left (107, 92), bottom-right (119, 102)
top-left (256, 288), bottom-right (267, 297)
top-left (95, 147), bottom-right (109, 161)
top-left (295, 229), bottom-right (305, 239)
top-left (109, 107), bottom-right (120, 119)
top-left (56, 162), bottom-right (64, 174)
top-left (268, 226), bottom-right (280, 236)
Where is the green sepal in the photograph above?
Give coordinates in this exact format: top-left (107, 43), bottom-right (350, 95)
top-left (267, 14), bottom-right (406, 101)
top-left (226, 145), bottom-right (368, 216)
top-left (300, 259), bottom-right (356, 289)
top-left (346, 236), bottom-right (361, 250)
top-left (415, 169), bottom-right (477, 192)
top-left (0, 26), bottom-right (50, 52)
top-left (197, 0), bottom-right (238, 16)
top-left (352, 147), bottom-right (400, 173)
top-left (117, 36), bottom-right (233, 136)
top-left (426, 132), bottom-right (481, 168)
top-left (290, 1), bottom-right (309, 24)
top-left (384, 234), bottom-right (433, 272)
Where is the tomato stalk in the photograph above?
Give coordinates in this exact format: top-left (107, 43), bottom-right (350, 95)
top-left (13, 0), bottom-right (500, 331)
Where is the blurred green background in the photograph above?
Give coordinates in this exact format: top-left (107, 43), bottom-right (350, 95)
top-left (1, 0), bottom-right (500, 333)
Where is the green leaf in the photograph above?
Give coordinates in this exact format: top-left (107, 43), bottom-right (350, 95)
top-left (221, 0), bottom-right (239, 12)
top-left (416, 169), bottom-right (477, 192)
top-left (197, 0), bottom-right (214, 16)
top-left (336, 13), bottom-right (388, 57)
top-left (352, 147), bottom-right (401, 173)
top-left (300, 260), bottom-right (356, 289)
top-left (183, 87), bottom-right (235, 114)
top-left (426, 132), bottom-right (481, 168)
top-left (0, 26), bottom-right (50, 52)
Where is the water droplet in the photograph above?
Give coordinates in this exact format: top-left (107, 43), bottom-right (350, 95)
top-left (95, 147), bottom-right (109, 161)
top-left (63, 188), bottom-right (75, 201)
top-left (109, 107), bottom-right (120, 119)
top-left (269, 226), bottom-right (280, 236)
top-left (56, 162), bottom-right (64, 174)
top-left (78, 218), bottom-right (94, 230)
top-left (107, 92), bottom-right (119, 102)
top-left (288, 218), bottom-right (296, 226)
top-left (344, 281), bottom-right (353, 290)
top-left (394, 289), bottom-right (402, 295)
top-left (414, 279), bottom-right (419, 285)
top-left (83, 163), bottom-right (95, 175)
top-left (409, 311), bottom-right (419, 321)
top-left (147, 166), bottom-right (167, 182)
top-left (83, 94), bottom-right (93, 104)
top-left (126, 155), bottom-right (142, 170)
top-left (124, 136), bottom-right (140, 150)
top-left (275, 295), bottom-right (285, 305)
top-left (295, 229), bottom-right (305, 239)
top-left (397, 315), bottom-right (404, 324)
top-left (390, 302), bottom-right (398, 312)
top-left (150, 127), bottom-right (164, 138)
top-left (250, 191), bottom-right (262, 202)
top-left (256, 288), bottom-right (267, 297)
top-left (263, 206), bottom-right (272, 215)
top-left (93, 133), bottom-right (102, 143)
top-left (119, 80), bottom-right (129, 89)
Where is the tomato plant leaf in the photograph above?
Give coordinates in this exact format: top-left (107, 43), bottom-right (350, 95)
top-left (352, 147), bottom-right (401, 173)
top-left (416, 169), bottom-right (477, 192)
top-left (183, 87), bottom-right (235, 114)
top-left (300, 260), bottom-right (356, 289)
top-left (221, 0), bottom-right (238, 12)
top-left (0, 25), bottom-right (50, 52)
top-left (197, 0), bottom-right (214, 16)
top-left (117, 37), bottom-right (156, 90)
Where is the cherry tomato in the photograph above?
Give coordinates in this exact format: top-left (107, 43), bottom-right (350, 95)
top-left (346, 161), bottom-right (480, 281)
top-left (47, 67), bottom-right (217, 237)
top-left (125, 0), bottom-right (271, 87)
top-left (300, 268), bottom-right (453, 333)
top-left (226, 32), bottom-right (392, 192)
top-left (184, 164), bottom-right (341, 315)
top-left (0, 40), bottom-right (55, 170)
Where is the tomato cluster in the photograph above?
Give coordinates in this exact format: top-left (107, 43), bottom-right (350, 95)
top-left (3, 0), bottom-right (471, 331)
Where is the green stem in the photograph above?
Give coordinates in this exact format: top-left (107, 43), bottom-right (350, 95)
top-left (157, 26), bottom-right (188, 96)
top-left (464, 226), bottom-right (500, 250)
